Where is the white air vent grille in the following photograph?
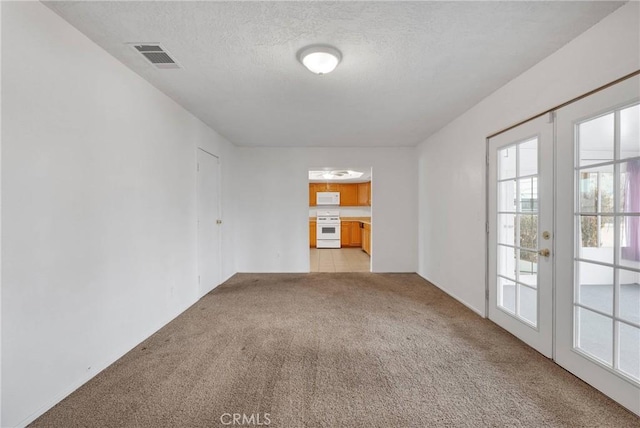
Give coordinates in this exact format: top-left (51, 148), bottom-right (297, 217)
top-left (130, 44), bottom-right (181, 69)
top-left (134, 45), bottom-right (162, 52)
top-left (141, 52), bottom-right (174, 64)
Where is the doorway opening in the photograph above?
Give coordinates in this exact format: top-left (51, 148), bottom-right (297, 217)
top-left (308, 167), bottom-right (372, 272)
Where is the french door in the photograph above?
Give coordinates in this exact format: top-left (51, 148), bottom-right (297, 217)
top-left (555, 75), bottom-right (640, 414)
top-left (488, 74), bottom-right (640, 415)
top-left (488, 115), bottom-right (554, 358)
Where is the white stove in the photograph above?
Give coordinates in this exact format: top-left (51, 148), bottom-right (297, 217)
top-left (316, 210), bottom-right (341, 248)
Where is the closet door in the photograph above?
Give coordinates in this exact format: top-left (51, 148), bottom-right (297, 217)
top-left (197, 148), bottom-right (222, 297)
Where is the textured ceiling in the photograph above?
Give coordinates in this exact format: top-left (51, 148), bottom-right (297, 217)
top-left (45, 1), bottom-right (624, 148)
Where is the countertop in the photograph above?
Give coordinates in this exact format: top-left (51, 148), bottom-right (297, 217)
top-left (342, 216), bottom-right (371, 225)
top-left (309, 216), bottom-right (371, 225)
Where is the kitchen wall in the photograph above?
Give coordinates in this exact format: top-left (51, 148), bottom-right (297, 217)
top-left (235, 147), bottom-right (417, 273)
top-left (1, 2), bottom-right (236, 427)
top-left (416, 1), bottom-right (640, 315)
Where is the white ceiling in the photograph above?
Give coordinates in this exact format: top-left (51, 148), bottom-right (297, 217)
top-left (45, 1), bottom-right (624, 148)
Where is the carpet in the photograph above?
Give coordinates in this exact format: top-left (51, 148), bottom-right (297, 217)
top-left (30, 273), bottom-right (639, 427)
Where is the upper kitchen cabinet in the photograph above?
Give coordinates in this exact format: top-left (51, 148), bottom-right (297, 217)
top-left (310, 183), bottom-right (338, 206)
top-left (309, 182), bottom-right (371, 207)
top-left (338, 184), bottom-right (358, 206)
top-left (357, 182), bottom-right (371, 206)
top-left (315, 183), bottom-right (340, 192)
top-left (309, 183), bottom-right (318, 206)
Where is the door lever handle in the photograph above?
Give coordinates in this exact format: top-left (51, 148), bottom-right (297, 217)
top-left (538, 248), bottom-right (550, 257)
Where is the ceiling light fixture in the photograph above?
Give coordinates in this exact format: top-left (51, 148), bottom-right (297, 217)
top-left (298, 45), bottom-right (342, 75)
top-left (309, 170), bottom-right (364, 181)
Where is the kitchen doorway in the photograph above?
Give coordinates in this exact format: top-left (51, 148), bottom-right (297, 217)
top-left (308, 167), bottom-right (372, 272)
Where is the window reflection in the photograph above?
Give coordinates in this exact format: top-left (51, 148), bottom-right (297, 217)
top-left (621, 159), bottom-right (640, 263)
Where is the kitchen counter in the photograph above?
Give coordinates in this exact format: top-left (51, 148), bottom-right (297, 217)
top-left (309, 216), bottom-right (370, 224)
top-left (340, 216), bottom-right (371, 225)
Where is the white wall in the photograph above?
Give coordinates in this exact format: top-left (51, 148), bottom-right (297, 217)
top-left (235, 147), bottom-right (417, 273)
top-left (1, 2), bottom-right (236, 426)
top-left (417, 2), bottom-right (640, 315)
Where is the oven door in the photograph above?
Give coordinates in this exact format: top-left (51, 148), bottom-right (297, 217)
top-left (317, 223), bottom-right (340, 240)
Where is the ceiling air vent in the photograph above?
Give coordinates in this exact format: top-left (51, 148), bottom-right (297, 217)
top-left (130, 44), bottom-right (181, 69)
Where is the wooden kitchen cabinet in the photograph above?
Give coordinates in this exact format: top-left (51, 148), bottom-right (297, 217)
top-left (339, 221), bottom-right (363, 248)
top-left (309, 182), bottom-right (371, 207)
top-left (341, 222), bottom-right (351, 247)
top-left (310, 220), bottom-right (317, 247)
top-left (338, 184), bottom-right (358, 206)
top-left (351, 222), bottom-right (362, 246)
top-left (314, 183), bottom-right (340, 192)
top-left (362, 223), bottom-right (371, 255)
top-left (309, 184), bottom-right (318, 206)
top-left (357, 182), bottom-right (371, 206)
top-left (309, 183), bottom-right (340, 206)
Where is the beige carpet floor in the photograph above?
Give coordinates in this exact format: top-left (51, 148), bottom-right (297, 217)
top-left (31, 273), bottom-right (639, 427)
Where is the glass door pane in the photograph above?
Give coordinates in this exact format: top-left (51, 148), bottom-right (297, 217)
top-left (539, 72), bottom-right (639, 414)
top-left (497, 138), bottom-right (539, 327)
top-left (488, 113), bottom-right (553, 359)
top-left (574, 102), bottom-right (640, 384)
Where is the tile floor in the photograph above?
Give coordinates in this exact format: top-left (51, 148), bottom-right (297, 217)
top-left (310, 248), bottom-right (371, 272)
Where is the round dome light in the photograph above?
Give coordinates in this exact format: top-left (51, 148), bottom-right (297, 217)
top-left (298, 45), bottom-right (342, 75)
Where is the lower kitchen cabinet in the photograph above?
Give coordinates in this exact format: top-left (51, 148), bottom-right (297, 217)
top-left (310, 221), bottom-right (316, 248)
top-left (313, 219), bottom-right (368, 250)
top-left (341, 222), bottom-right (351, 247)
top-left (340, 221), bottom-right (363, 248)
top-left (351, 222), bottom-right (362, 246)
top-left (362, 223), bottom-right (371, 255)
